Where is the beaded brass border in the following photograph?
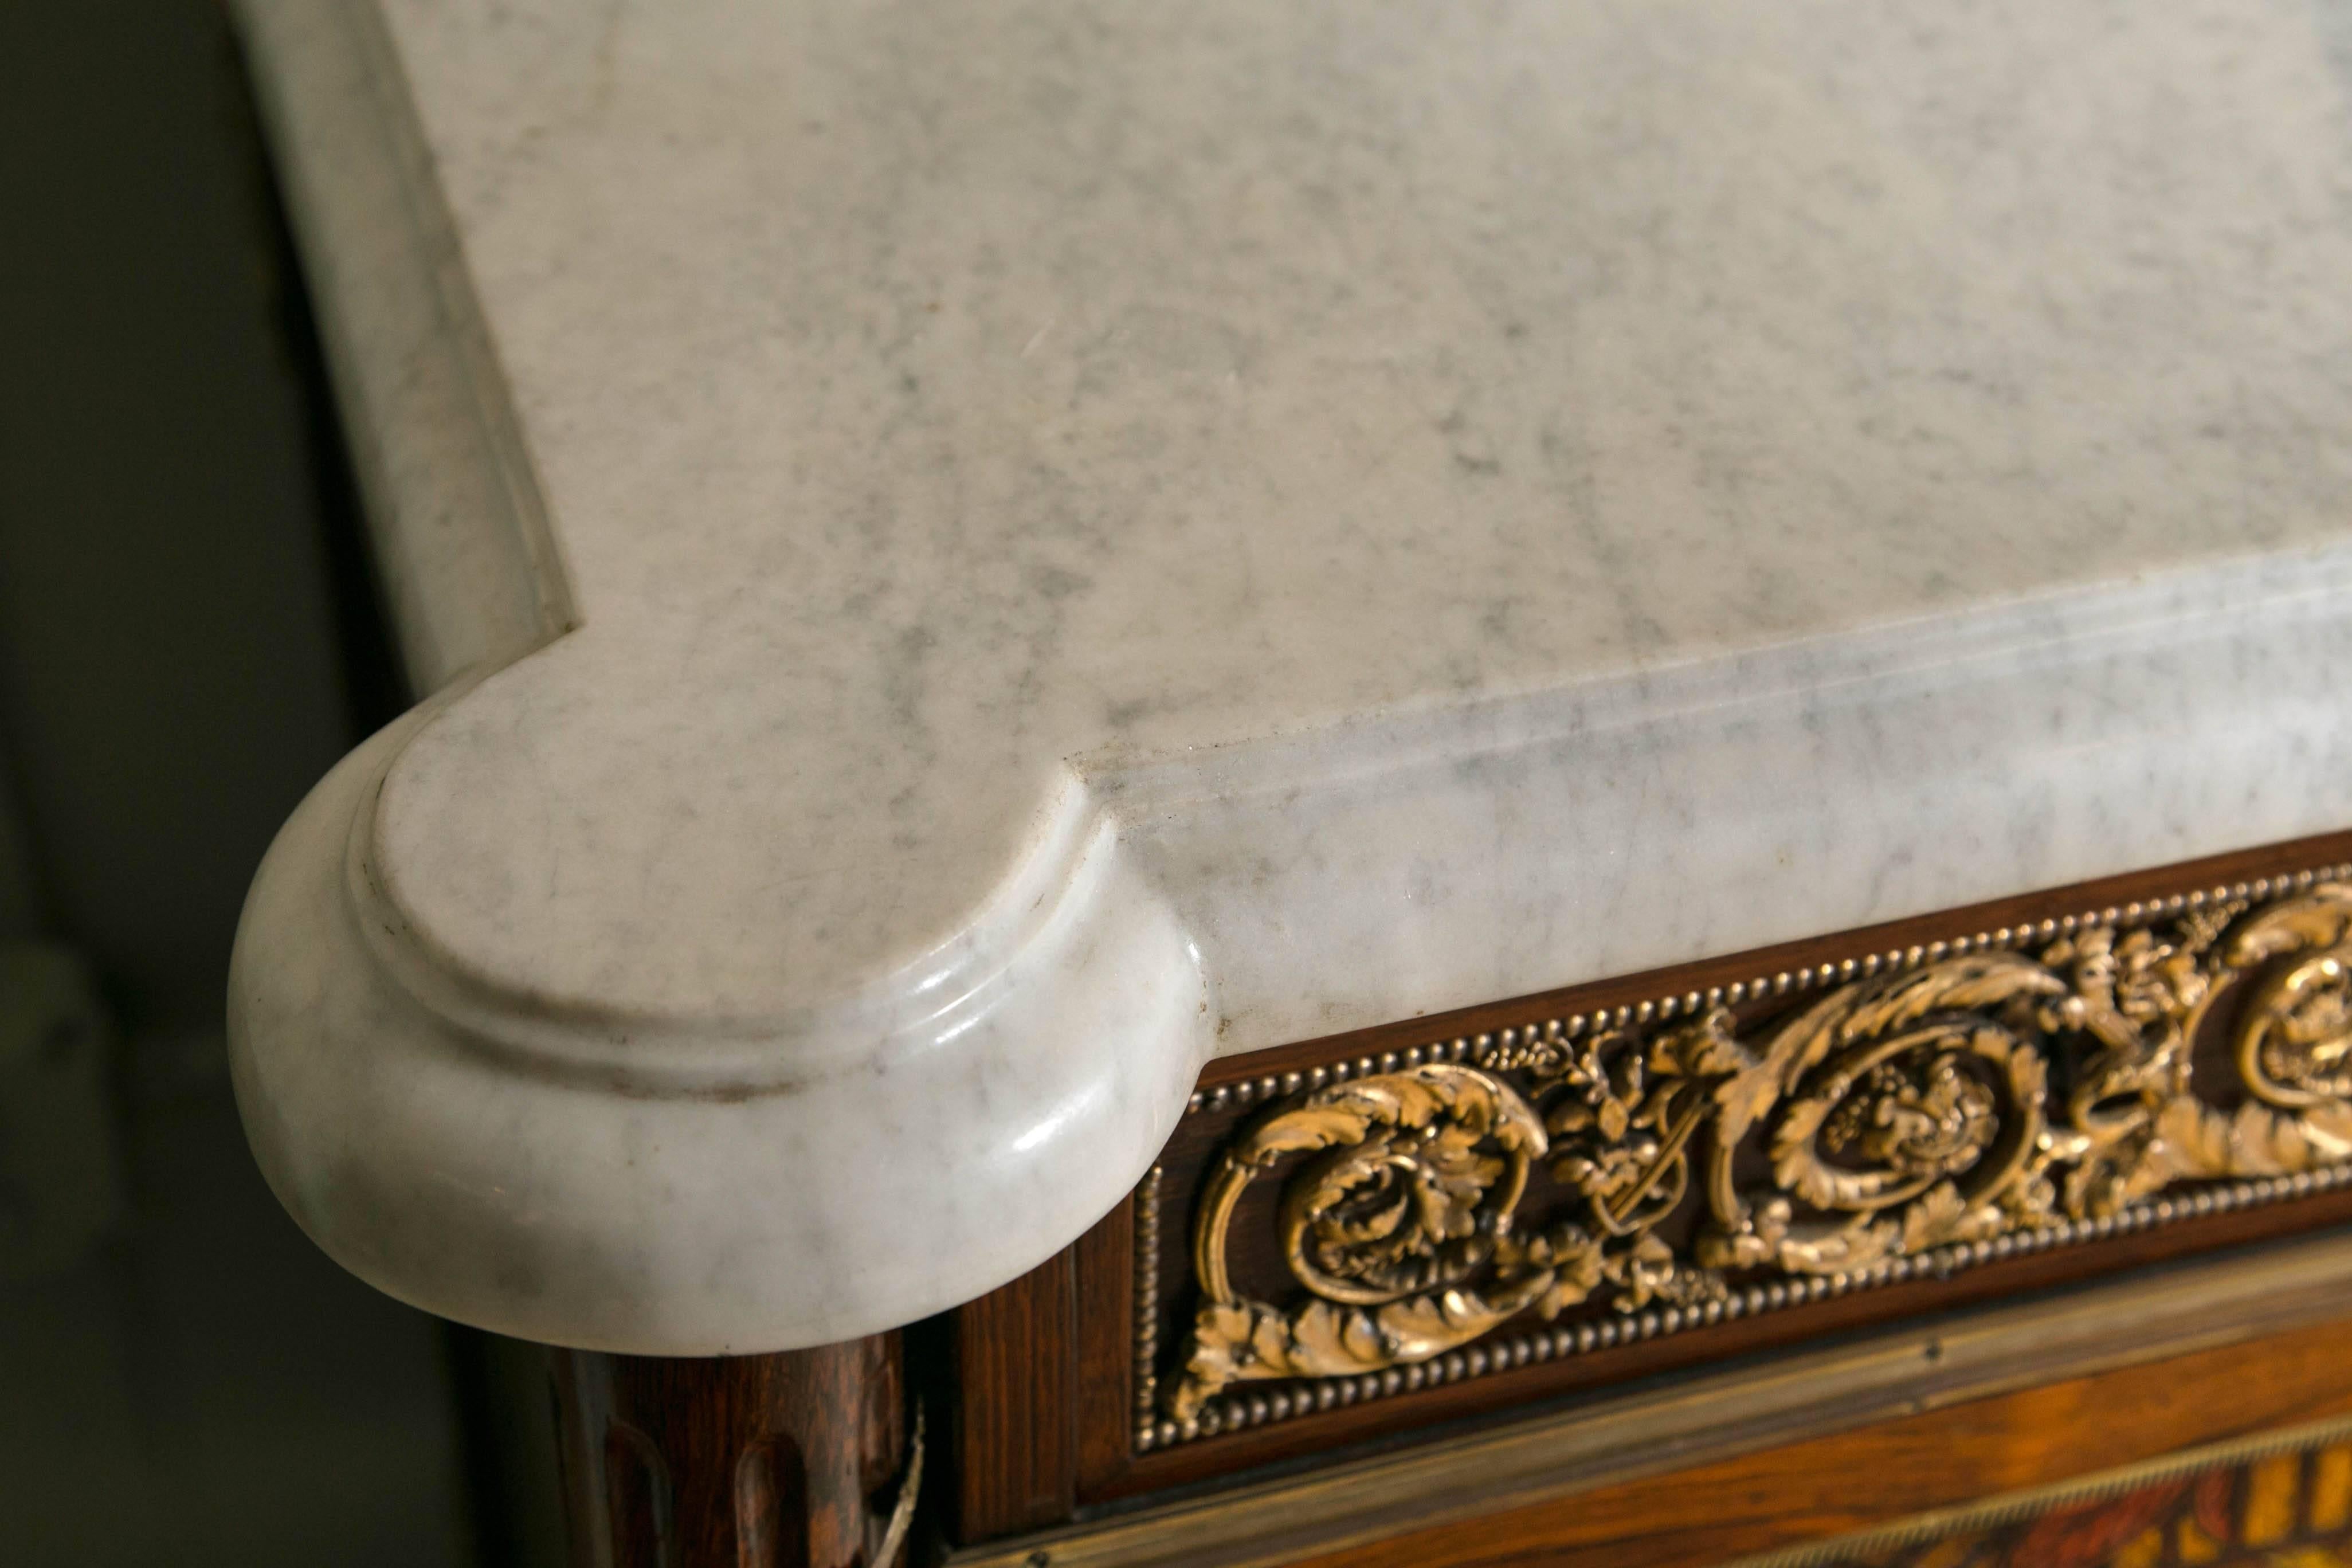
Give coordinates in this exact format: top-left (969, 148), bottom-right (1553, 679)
top-left (1134, 860), bottom-right (2352, 1453)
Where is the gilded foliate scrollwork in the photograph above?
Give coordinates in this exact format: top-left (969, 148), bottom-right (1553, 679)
top-left (1166, 884), bottom-right (2352, 1423)
top-left (1176, 1065), bottom-right (1559, 1417)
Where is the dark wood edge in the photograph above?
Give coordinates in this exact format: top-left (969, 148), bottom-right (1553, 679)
top-left (1074, 1194), bottom-right (1138, 1499)
top-left (947, 1249), bottom-right (1076, 1540)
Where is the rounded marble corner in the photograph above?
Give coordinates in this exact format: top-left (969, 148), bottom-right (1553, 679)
top-left (226, 689), bottom-right (1214, 1354)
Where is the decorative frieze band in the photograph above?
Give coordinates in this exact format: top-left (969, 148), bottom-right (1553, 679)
top-left (1139, 865), bottom-right (2352, 1451)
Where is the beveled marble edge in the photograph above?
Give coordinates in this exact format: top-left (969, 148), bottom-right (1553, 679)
top-left (1140, 541), bottom-right (2352, 1059)
top-left (232, 0), bottom-right (571, 695)
top-left (224, 0), bottom-right (2352, 1354)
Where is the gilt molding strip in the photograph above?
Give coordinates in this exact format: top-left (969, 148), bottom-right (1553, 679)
top-left (1137, 861), bottom-right (2352, 1453)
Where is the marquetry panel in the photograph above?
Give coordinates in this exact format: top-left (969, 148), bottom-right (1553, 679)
top-left (1730, 1418), bottom-right (2352, 1568)
top-left (1277, 1312), bottom-right (2352, 1568)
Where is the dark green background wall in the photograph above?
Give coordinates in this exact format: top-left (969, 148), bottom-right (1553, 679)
top-left (0, 5), bottom-right (479, 1563)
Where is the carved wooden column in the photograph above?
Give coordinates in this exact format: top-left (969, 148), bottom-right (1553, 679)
top-left (554, 1332), bottom-right (914, 1568)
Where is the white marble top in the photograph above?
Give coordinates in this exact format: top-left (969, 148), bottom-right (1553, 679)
top-left (230, 0), bottom-right (2352, 1353)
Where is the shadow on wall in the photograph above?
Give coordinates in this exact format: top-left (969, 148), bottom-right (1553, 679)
top-left (0, 3), bottom-right (485, 1565)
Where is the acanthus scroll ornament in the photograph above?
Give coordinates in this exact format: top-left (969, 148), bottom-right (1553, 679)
top-left (1166, 884), bottom-right (2352, 1424)
top-left (1179, 1065), bottom-right (1560, 1418)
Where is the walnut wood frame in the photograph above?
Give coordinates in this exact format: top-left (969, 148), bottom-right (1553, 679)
top-left (947, 829), bottom-right (2352, 1545)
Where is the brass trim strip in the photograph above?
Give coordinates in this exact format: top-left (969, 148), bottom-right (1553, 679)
top-left (959, 1229), bottom-right (2352, 1568)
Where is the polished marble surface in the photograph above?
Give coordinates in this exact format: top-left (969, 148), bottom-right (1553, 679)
top-left (231, 0), bottom-right (2352, 1351)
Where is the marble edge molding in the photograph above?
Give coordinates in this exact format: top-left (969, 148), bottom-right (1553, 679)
top-left (230, 0), bottom-right (574, 695)
top-left (221, 0), bottom-right (2352, 1354)
top-left (230, 694), bottom-right (1209, 1353)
